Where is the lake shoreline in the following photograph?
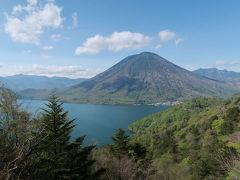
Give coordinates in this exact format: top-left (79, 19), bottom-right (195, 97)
top-left (19, 99), bottom-right (170, 146)
top-left (18, 97), bottom-right (178, 106)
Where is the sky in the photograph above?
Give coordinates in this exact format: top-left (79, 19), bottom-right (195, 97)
top-left (0, 0), bottom-right (240, 78)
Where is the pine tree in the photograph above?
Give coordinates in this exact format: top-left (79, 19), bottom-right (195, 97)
top-left (42, 93), bottom-right (75, 154)
top-left (31, 94), bottom-right (102, 180)
top-left (63, 136), bottom-right (104, 179)
top-left (35, 93), bottom-right (75, 179)
top-left (110, 128), bottom-right (129, 157)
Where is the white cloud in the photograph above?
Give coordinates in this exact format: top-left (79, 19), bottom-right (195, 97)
top-left (215, 60), bottom-right (238, 66)
top-left (4, 0), bottom-right (63, 45)
top-left (51, 34), bottom-right (61, 41)
top-left (155, 44), bottom-right (162, 49)
top-left (175, 38), bottom-right (184, 46)
top-left (23, 50), bottom-right (32, 54)
top-left (72, 12), bottom-right (78, 28)
top-left (215, 60), bottom-right (227, 66)
top-left (11, 64), bottom-right (102, 78)
top-left (158, 30), bottom-right (176, 42)
top-left (75, 31), bottom-right (152, 55)
top-left (42, 46), bottom-right (53, 51)
top-left (27, 0), bottom-right (37, 6)
top-left (40, 54), bottom-right (53, 59)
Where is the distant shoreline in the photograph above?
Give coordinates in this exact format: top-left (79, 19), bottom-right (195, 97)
top-left (18, 97), bottom-right (178, 106)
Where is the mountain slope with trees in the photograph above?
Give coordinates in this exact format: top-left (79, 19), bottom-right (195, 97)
top-left (127, 95), bottom-right (240, 179)
top-left (21, 52), bottom-right (240, 105)
top-left (2, 86), bottom-right (240, 179)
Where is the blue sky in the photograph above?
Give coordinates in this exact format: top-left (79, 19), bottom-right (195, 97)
top-left (0, 0), bottom-right (240, 78)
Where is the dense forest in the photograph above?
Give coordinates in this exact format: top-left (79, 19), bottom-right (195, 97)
top-left (1, 86), bottom-right (240, 179)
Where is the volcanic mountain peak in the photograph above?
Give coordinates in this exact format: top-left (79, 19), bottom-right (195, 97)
top-left (19, 52), bottom-right (240, 104)
top-left (54, 52), bottom-right (239, 104)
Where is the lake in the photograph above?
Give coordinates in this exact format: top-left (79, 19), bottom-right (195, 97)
top-left (20, 100), bottom-right (170, 146)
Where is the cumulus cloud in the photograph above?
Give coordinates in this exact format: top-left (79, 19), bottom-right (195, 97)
top-left (155, 44), bottom-right (162, 49)
top-left (175, 38), bottom-right (184, 46)
top-left (27, 0), bottom-right (37, 5)
top-left (75, 31), bottom-right (152, 55)
top-left (4, 0), bottom-right (63, 45)
top-left (72, 12), bottom-right (78, 28)
top-left (51, 34), bottom-right (61, 41)
top-left (40, 54), bottom-right (53, 59)
top-left (42, 46), bottom-right (53, 51)
top-left (23, 50), bottom-right (32, 54)
top-left (215, 60), bottom-right (238, 66)
top-left (215, 60), bottom-right (228, 66)
top-left (11, 64), bottom-right (103, 78)
top-left (158, 30), bottom-right (176, 42)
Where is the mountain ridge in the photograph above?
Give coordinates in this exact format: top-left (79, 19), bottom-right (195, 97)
top-left (18, 52), bottom-right (240, 104)
top-left (51, 52), bottom-right (240, 104)
top-left (0, 74), bottom-right (87, 90)
top-left (193, 68), bottom-right (240, 82)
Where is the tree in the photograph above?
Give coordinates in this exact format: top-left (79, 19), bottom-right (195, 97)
top-left (32, 93), bottom-right (75, 179)
top-left (42, 94), bottom-right (75, 152)
top-left (0, 86), bottom-right (46, 179)
top-left (110, 128), bottom-right (129, 157)
top-left (30, 93), bottom-right (101, 180)
top-left (63, 136), bottom-right (104, 179)
top-left (0, 89), bottom-right (101, 179)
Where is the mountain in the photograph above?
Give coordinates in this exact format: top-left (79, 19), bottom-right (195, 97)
top-left (47, 52), bottom-right (239, 104)
top-left (0, 74), bottom-right (86, 90)
top-left (193, 68), bottom-right (240, 82)
top-left (128, 95), bottom-right (240, 178)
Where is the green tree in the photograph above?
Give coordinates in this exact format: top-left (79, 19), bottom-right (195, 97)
top-left (128, 142), bottom-right (147, 160)
top-left (110, 128), bottom-right (129, 157)
top-left (0, 86), bottom-right (45, 179)
top-left (63, 136), bottom-right (104, 179)
top-left (42, 94), bottom-right (75, 152)
top-left (31, 94), bottom-right (101, 180)
top-left (33, 94), bottom-right (75, 179)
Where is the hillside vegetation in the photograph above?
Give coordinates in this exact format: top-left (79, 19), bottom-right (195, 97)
top-left (127, 95), bottom-right (240, 179)
top-left (2, 85), bottom-right (240, 179)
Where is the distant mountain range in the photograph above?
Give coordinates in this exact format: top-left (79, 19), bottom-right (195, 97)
top-left (0, 74), bottom-right (86, 90)
top-left (19, 52), bottom-right (240, 104)
top-left (193, 68), bottom-right (240, 82)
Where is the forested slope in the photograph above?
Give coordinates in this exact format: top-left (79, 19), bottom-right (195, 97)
top-left (128, 96), bottom-right (240, 179)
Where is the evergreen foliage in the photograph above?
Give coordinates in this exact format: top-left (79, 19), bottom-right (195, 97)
top-left (128, 96), bottom-right (240, 179)
top-left (30, 94), bottom-right (101, 180)
top-left (63, 136), bottom-right (104, 179)
top-left (0, 89), bottom-right (100, 179)
top-left (2, 85), bottom-right (240, 179)
top-left (110, 128), bottom-right (129, 157)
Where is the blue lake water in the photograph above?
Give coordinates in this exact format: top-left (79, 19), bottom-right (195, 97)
top-left (20, 100), bottom-right (169, 146)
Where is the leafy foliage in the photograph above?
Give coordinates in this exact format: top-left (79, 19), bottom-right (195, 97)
top-left (0, 88), bottom-right (100, 180)
top-left (128, 96), bottom-right (240, 179)
top-left (2, 85), bottom-right (240, 179)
